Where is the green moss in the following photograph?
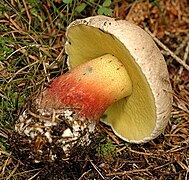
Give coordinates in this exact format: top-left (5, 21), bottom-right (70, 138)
top-left (97, 138), bottom-right (117, 160)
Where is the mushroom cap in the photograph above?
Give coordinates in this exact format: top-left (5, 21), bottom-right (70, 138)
top-left (65, 15), bottom-right (173, 143)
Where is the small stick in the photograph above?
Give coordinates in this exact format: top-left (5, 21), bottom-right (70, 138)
top-left (78, 169), bottom-right (92, 180)
top-left (0, 131), bottom-right (8, 139)
top-left (90, 160), bottom-right (105, 179)
top-left (6, 44), bottom-right (41, 60)
top-left (177, 160), bottom-right (189, 172)
top-left (153, 161), bottom-right (173, 170)
top-left (4, 13), bottom-right (22, 32)
top-left (6, 163), bottom-right (19, 180)
top-left (127, 146), bottom-right (154, 156)
top-left (116, 146), bottom-right (127, 153)
top-left (27, 170), bottom-right (42, 180)
top-left (100, 124), bottom-right (120, 145)
top-left (7, 60), bottom-right (39, 83)
top-left (106, 165), bottom-right (153, 176)
top-left (145, 28), bottom-right (189, 71)
top-left (22, 0), bottom-right (32, 29)
top-left (52, 109), bottom-right (56, 122)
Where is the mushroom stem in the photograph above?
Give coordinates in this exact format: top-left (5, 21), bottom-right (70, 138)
top-left (39, 54), bottom-right (132, 121)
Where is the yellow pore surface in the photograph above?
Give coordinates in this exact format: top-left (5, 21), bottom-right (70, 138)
top-left (66, 25), bottom-right (156, 141)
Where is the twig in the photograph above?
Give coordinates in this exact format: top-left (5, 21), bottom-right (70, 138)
top-left (0, 130), bottom-right (8, 139)
top-left (4, 12), bottom-right (22, 31)
top-left (177, 160), bottom-right (189, 172)
top-left (145, 28), bottom-right (189, 71)
top-left (0, 150), bottom-right (11, 156)
top-left (0, 92), bottom-right (9, 101)
top-left (127, 146), bottom-right (154, 156)
top-left (175, 35), bottom-right (189, 55)
top-left (90, 160), bottom-right (105, 179)
top-left (178, 41), bottom-right (189, 75)
top-left (78, 169), bottom-right (92, 180)
top-left (153, 161), bottom-right (174, 170)
top-left (116, 146), bottom-right (127, 153)
top-left (6, 44), bottom-right (41, 60)
top-left (106, 165), bottom-right (153, 176)
top-left (165, 145), bottom-right (189, 153)
top-left (99, 124), bottom-right (120, 145)
top-left (6, 163), bottom-right (19, 180)
top-left (22, 0), bottom-right (32, 30)
top-left (184, 42), bottom-right (189, 62)
top-left (27, 170), bottom-right (41, 180)
top-left (42, 59), bottom-right (50, 83)
top-left (7, 60), bottom-right (39, 83)
top-left (1, 156), bottom-right (11, 178)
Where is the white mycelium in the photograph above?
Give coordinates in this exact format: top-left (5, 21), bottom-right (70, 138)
top-left (15, 108), bottom-right (96, 162)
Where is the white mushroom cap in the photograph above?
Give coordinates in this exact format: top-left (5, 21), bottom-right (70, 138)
top-left (65, 15), bottom-right (173, 143)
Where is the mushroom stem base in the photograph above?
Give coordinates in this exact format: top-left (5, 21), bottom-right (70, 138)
top-left (14, 107), bottom-right (96, 163)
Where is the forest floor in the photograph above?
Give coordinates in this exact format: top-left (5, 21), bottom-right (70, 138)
top-left (0, 0), bottom-right (188, 179)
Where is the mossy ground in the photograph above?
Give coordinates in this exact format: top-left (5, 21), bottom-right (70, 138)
top-left (0, 0), bottom-right (188, 179)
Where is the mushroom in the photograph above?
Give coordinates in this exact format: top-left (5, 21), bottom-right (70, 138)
top-left (14, 16), bottom-right (172, 163)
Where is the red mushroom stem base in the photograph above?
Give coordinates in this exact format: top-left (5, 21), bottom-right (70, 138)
top-left (14, 54), bottom-right (132, 162)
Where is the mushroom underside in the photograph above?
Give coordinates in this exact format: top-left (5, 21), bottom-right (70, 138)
top-left (66, 25), bottom-right (157, 142)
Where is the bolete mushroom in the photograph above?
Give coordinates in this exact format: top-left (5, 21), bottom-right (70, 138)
top-left (14, 16), bottom-right (172, 163)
